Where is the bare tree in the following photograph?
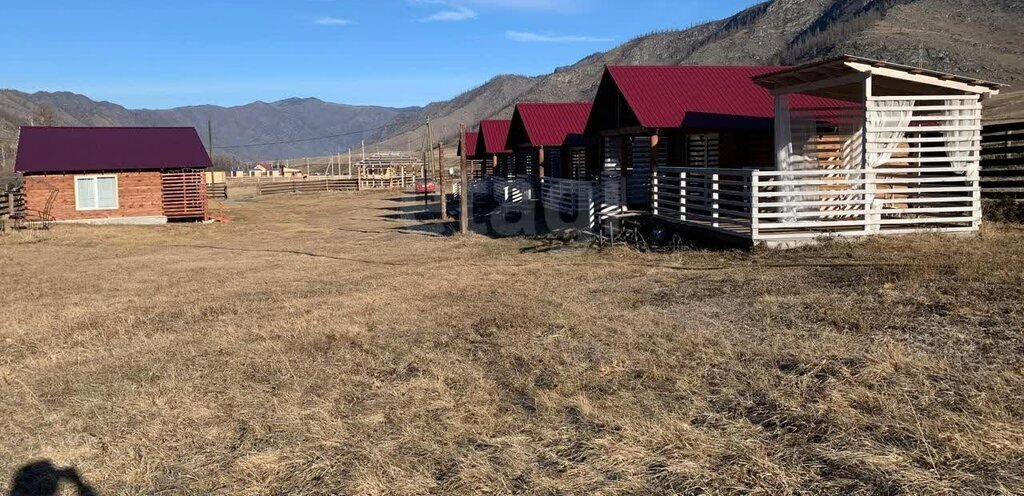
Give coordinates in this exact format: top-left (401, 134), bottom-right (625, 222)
top-left (30, 104), bottom-right (58, 127)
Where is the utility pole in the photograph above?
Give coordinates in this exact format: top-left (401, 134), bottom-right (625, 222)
top-left (207, 120), bottom-right (214, 161)
top-left (459, 124), bottom-right (469, 235)
top-left (421, 120), bottom-right (430, 206)
top-left (348, 148), bottom-right (352, 177)
top-left (306, 157), bottom-right (310, 177)
top-left (361, 140), bottom-right (366, 162)
top-left (438, 140), bottom-right (447, 221)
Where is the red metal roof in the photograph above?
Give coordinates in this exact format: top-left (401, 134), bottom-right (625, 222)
top-left (605, 66), bottom-right (788, 128)
top-left (509, 102), bottom-right (592, 147)
top-left (457, 131), bottom-right (479, 158)
top-left (15, 127), bottom-right (212, 174)
top-left (476, 120), bottom-right (512, 155)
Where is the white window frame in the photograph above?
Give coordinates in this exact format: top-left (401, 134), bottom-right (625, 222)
top-left (74, 174), bottom-right (119, 211)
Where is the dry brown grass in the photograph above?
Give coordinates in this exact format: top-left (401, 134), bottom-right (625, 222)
top-left (1, 190), bottom-right (1023, 495)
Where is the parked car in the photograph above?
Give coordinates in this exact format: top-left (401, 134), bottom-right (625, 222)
top-left (415, 179), bottom-right (437, 194)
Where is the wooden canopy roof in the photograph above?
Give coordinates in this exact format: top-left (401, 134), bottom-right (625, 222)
top-left (753, 55), bottom-right (1005, 100)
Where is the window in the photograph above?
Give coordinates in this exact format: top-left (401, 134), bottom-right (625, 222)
top-left (75, 175), bottom-right (118, 210)
top-left (686, 133), bottom-right (720, 167)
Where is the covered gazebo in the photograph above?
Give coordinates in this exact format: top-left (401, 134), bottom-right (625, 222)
top-left (652, 55), bottom-right (1004, 247)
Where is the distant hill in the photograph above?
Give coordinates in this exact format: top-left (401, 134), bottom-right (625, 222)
top-left (2, 0), bottom-right (1023, 172)
top-left (0, 91), bottom-right (418, 168)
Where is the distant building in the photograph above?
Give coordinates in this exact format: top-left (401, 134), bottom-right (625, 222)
top-left (474, 120), bottom-right (513, 178)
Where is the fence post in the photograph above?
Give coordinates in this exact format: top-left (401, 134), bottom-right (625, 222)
top-left (750, 172), bottom-right (759, 241)
top-left (7, 189), bottom-right (13, 215)
top-left (680, 170), bottom-right (687, 222)
top-left (712, 172), bottom-right (720, 228)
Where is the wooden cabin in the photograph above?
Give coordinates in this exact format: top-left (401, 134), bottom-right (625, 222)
top-left (457, 131), bottom-right (484, 178)
top-left (475, 120), bottom-right (513, 178)
top-left (649, 56), bottom-right (1003, 247)
top-left (505, 102), bottom-right (593, 180)
top-left (502, 102), bottom-right (595, 219)
top-left (15, 127), bottom-right (211, 224)
top-left (585, 66), bottom-right (792, 217)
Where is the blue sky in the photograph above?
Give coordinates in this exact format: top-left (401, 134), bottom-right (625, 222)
top-left (2, 0), bottom-right (763, 109)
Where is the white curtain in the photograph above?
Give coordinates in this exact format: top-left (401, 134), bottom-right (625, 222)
top-left (866, 99), bottom-right (914, 169)
top-left (864, 100), bottom-right (914, 230)
top-left (945, 98), bottom-right (978, 177)
top-left (839, 127), bottom-right (863, 171)
top-left (775, 95), bottom-right (806, 221)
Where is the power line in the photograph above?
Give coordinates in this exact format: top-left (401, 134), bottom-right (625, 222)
top-left (215, 121), bottom-right (408, 150)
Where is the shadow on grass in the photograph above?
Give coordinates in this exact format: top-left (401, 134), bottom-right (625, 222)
top-left (168, 244), bottom-right (409, 266)
top-left (385, 194), bottom-right (437, 204)
top-left (8, 460), bottom-right (96, 496)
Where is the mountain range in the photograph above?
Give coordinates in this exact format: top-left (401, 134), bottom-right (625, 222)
top-left (2, 0), bottom-right (1023, 170)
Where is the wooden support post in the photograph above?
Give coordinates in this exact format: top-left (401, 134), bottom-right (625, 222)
top-left (650, 132), bottom-right (659, 216)
top-left (620, 136), bottom-right (629, 213)
top-left (538, 146), bottom-right (545, 178)
top-left (680, 170), bottom-right (687, 222)
top-left (460, 125), bottom-right (470, 235)
top-left (712, 172), bottom-right (720, 228)
top-left (438, 142), bottom-right (447, 221)
top-left (863, 74), bottom-right (877, 234)
top-left (750, 173), bottom-right (760, 240)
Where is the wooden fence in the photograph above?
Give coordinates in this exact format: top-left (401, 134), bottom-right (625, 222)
top-left (226, 175), bottom-right (325, 186)
top-left (255, 174), bottom-right (417, 196)
top-left (257, 178), bottom-right (358, 195)
top-left (207, 182), bottom-right (228, 200)
top-left (1, 184), bottom-right (25, 218)
top-left (653, 165), bottom-right (980, 245)
top-left (981, 121), bottom-right (1024, 199)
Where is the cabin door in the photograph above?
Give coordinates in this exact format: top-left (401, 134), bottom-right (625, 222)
top-left (626, 136), bottom-right (651, 210)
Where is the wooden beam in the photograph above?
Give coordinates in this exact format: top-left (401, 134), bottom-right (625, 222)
top-left (770, 71), bottom-right (869, 96)
top-left (538, 146), bottom-right (545, 178)
top-left (845, 61), bottom-right (998, 95)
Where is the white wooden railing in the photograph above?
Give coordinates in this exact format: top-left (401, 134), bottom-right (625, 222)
top-left (654, 167), bottom-right (756, 236)
top-left (490, 176), bottom-right (535, 204)
top-left (598, 172), bottom-right (626, 222)
top-left (654, 166), bottom-right (979, 244)
top-left (540, 177), bottom-right (598, 228)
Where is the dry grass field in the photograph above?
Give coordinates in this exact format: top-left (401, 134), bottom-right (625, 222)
top-left (1, 189), bottom-right (1023, 495)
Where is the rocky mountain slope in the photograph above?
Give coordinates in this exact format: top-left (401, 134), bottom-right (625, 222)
top-left (378, 0), bottom-right (1024, 149)
top-left (2, 0), bottom-right (1022, 170)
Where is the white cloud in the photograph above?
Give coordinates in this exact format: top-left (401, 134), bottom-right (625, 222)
top-left (462, 0), bottom-right (581, 10)
top-left (314, 16), bottom-right (352, 26)
top-left (505, 30), bottom-right (612, 43)
top-left (420, 6), bottom-right (478, 22)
